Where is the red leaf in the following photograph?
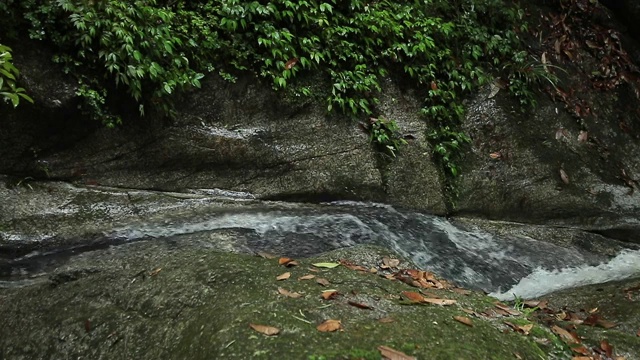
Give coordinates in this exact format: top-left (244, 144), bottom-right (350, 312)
top-left (600, 339), bottom-right (613, 358)
top-left (285, 58), bottom-right (298, 70)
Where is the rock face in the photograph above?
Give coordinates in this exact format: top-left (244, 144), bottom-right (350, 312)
top-left (0, 46), bottom-right (446, 214)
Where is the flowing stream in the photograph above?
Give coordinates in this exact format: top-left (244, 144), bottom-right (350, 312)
top-left (2, 200), bottom-right (639, 299)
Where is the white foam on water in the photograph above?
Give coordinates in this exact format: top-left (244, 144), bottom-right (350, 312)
top-left (490, 249), bottom-right (640, 300)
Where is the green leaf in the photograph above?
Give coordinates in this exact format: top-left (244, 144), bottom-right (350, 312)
top-left (312, 262), bottom-right (340, 269)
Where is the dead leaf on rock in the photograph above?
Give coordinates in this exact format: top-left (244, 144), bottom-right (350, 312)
top-left (149, 267), bottom-right (162, 276)
top-left (600, 339), bottom-right (613, 358)
top-left (451, 288), bottom-right (472, 296)
top-left (339, 259), bottom-right (367, 271)
top-left (570, 345), bottom-right (590, 356)
top-left (378, 345), bottom-right (417, 360)
top-left (504, 321), bottom-right (533, 335)
top-left (298, 274), bottom-right (315, 280)
top-left (551, 325), bottom-right (580, 344)
top-left (401, 291), bottom-right (425, 303)
top-left (321, 290), bottom-right (339, 300)
top-left (257, 251), bottom-right (277, 259)
top-left (578, 131), bottom-right (588, 143)
top-left (316, 278), bottom-right (330, 286)
top-left (317, 319), bottom-right (342, 332)
top-left (279, 257), bottom-right (299, 267)
top-left (382, 256), bottom-right (400, 269)
top-left (378, 317), bottom-right (395, 323)
top-left (348, 301), bottom-right (373, 310)
top-left (424, 298), bottom-right (457, 306)
top-left (277, 287), bottom-right (302, 298)
top-left (560, 168), bottom-right (570, 184)
top-left (454, 316), bottom-right (473, 327)
top-left (249, 323), bottom-right (280, 336)
top-left (495, 302), bottom-right (521, 316)
top-left (276, 272), bottom-right (291, 281)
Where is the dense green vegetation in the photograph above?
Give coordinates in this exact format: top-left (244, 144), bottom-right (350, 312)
top-left (0, 0), bottom-right (544, 175)
top-left (0, 44), bottom-right (33, 108)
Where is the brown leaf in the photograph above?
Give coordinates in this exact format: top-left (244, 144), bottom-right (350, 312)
top-left (378, 317), bottom-right (395, 323)
top-left (495, 302), bottom-right (521, 316)
top-left (489, 152), bottom-right (502, 159)
top-left (556, 128), bottom-right (569, 140)
top-left (570, 345), bottom-right (590, 355)
top-left (423, 298), bottom-right (457, 306)
top-left (401, 291), bottom-right (425, 303)
top-left (316, 278), bottom-right (330, 286)
top-left (149, 267), bottom-right (162, 276)
top-left (348, 301), bottom-right (373, 310)
top-left (596, 318), bottom-right (617, 329)
top-left (454, 316), bottom-right (473, 327)
top-left (321, 290), bottom-right (339, 300)
top-left (600, 339), bottom-right (613, 358)
top-left (571, 357), bottom-right (592, 360)
top-left (339, 259), bottom-right (367, 271)
top-left (585, 40), bottom-right (600, 49)
top-left (279, 257), bottom-right (299, 267)
top-left (317, 319), bottom-right (342, 332)
top-left (578, 131), bottom-right (588, 143)
top-left (382, 256), bottom-right (400, 268)
top-left (504, 321), bottom-right (533, 335)
top-left (284, 58), bottom-right (298, 70)
top-left (277, 287), bottom-right (303, 298)
top-left (430, 81), bottom-right (438, 91)
top-left (551, 325), bottom-right (580, 344)
top-left (276, 272), bottom-right (291, 281)
top-left (249, 323), bottom-right (280, 336)
top-left (257, 251), bottom-right (277, 259)
top-left (378, 345), bottom-right (417, 360)
top-left (84, 319), bottom-right (91, 333)
top-left (298, 274), bottom-right (315, 280)
top-left (637, 329), bottom-right (640, 337)
top-left (452, 288), bottom-right (472, 296)
top-left (560, 168), bottom-right (570, 184)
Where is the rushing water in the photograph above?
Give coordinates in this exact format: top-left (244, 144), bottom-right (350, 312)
top-left (2, 200), bottom-right (639, 299)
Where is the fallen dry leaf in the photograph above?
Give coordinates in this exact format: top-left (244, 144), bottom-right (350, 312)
top-left (276, 272), bottom-right (291, 281)
top-left (551, 325), bottom-right (580, 344)
top-left (504, 322), bottom-right (533, 335)
top-left (277, 287), bottom-right (302, 298)
top-left (600, 339), bottom-right (613, 358)
top-left (278, 257), bottom-right (299, 267)
top-left (451, 288), bottom-right (472, 296)
top-left (321, 290), bottom-right (339, 300)
top-left (249, 323), bottom-right (280, 336)
top-left (378, 317), bottom-right (395, 323)
top-left (316, 278), bottom-right (330, 286)
top-left (571, 357), bottom-right (592, 360)
top-left (495, 302), bottom-right (521, 316)
top-left (378, 345), bottom-right (417, 360)
top-left (257, 251), bottom-right (277, 259)
top-left (423, 298), bottom-right (457, 306)
top-left (637, 329), bottom-right (640, 337)
top-left (570, 345), bottom-right (590, 356)
top-left (348, 301), bottom-right (373, 310)
top-left (578, 131), bottom-right (588, 143)
top-left (454, 316), bottom-right (473, 327)
top-left (339, 259), bottom-right (367, 271)
top-left (382, 256), bottom-right (400, 269)
top-left (596, 319), bottom-right (617, 329)
top-left (149, 267), bottom-right (162, 276)
top-left (401, 291), bottom-right (425, 303)
top-left (298, 274), bottom-right (315, 280)
top-left (560, 168), bottom-right (570, 184)
top-left (317, 319), bottom-right (342, 332)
